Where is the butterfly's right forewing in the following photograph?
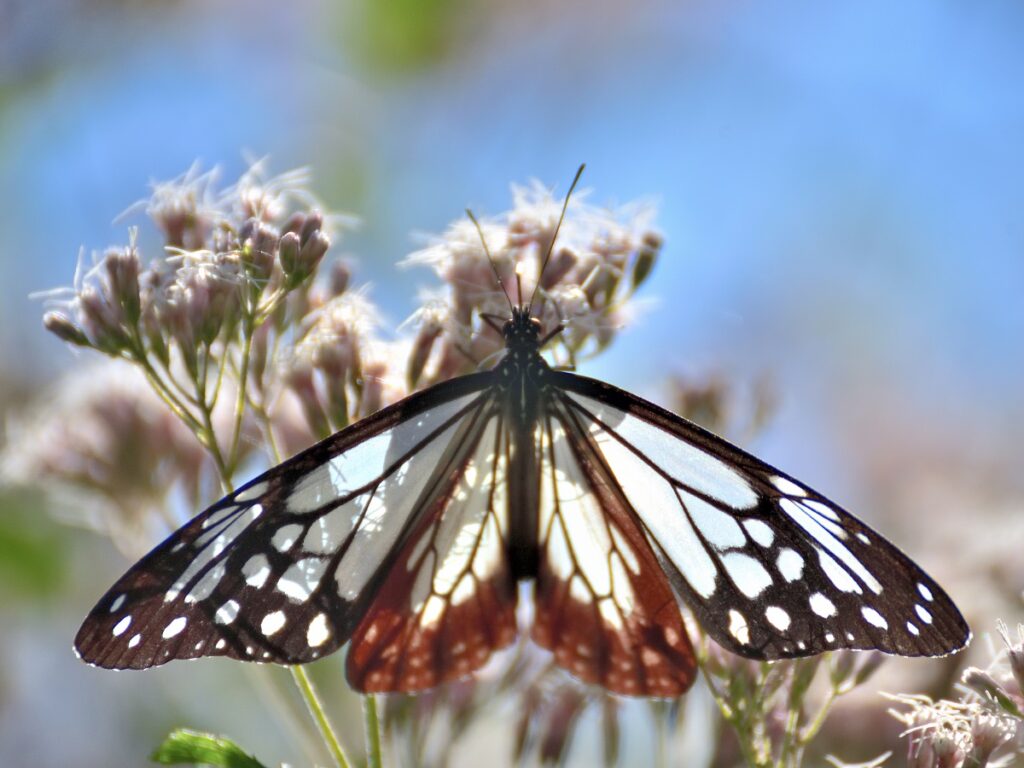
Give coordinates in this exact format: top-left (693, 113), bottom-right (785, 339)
top-left (75, 374), bottom-right (497, 670)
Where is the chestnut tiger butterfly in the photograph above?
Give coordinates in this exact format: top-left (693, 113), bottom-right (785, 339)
top-left (75, 166), bottom-right (969, 697)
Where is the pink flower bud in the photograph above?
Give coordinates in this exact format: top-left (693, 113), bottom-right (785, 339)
top-left (43, 311), bottom-right (89, 347)
top-left (78, 285), bottom-right (129, 353)
top-left (327, 260), bottom-right (351, 297)
top-left (631, 231), bottom-right (661, 290)
top-left (104, 245), bottom-right (142, 325)
top-left (407, 323), bottom-right (441, 389)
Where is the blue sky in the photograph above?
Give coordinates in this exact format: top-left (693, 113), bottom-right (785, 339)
top-left (2, 0), bottom-right (1022, 492)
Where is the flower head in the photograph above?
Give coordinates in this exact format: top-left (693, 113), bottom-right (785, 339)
top-left (404, 175), bottom-right (661, 385)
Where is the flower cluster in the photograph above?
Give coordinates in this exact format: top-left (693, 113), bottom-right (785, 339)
top-left (33, 163), bottom-right (345, 485)
top-left (889, 621), bottom-right (1024, 768)
top-left (1, 361), bottom-right (213, 555)
top-left (699, 631), bottom-right (887, 767)
top-left (404, 180), bottom-right (661, 387)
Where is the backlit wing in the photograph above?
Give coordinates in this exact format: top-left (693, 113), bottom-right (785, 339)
top-left (531, 402), bottom-right (698, 697)
top-left (550, 371), bottom-right (970, 661)
top-left (346, 410), bottom-right (518, 692)
top-left (74, 373), bottom-right (501, 671)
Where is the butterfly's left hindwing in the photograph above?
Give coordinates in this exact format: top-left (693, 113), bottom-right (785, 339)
top-left (550, 371), bottom-right (970, 661)
top-left (346, 410), bottom-right (518, 692)
top-left (74, 373), bottom-right (497, 670)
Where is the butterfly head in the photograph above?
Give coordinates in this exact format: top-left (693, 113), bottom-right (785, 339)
top-left (503, 306), bottom-right (543, 350)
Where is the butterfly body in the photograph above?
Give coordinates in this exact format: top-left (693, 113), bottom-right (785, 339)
top-left (496, 307), bottom-right (549, 579)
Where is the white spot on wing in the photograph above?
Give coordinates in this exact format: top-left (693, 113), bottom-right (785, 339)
top-left (771, 476), bottom-right (806, 497)
top-left (128, 633), bottom-right (141, 648)
top-left (162, 616), bottom-right (187, 639)
top-left (307, 613), bottom-right (331, 647)
top-left (809, 592), bottom-right (837, 618)
top-left (272, 524), bottom-right (302, 552)
top-left (804, 499), bottom-right (840, 523)
top-left (261, 611), bottom-right (286, 636)
top-left (112, 616), bottom-right (131, 636)
top-left (109, 594), bottom-right (126, 613)
top-left (728, 609), bottom-right (750, 645)
top-left (684, 492), bottom-right (746, 550)
top-left (917, 583), bottom-right (934, 602)
top-left (721, 552), bottom-right (773, 598)
top-left (915, 604), bottom-right (933, 624)
top-left (235, 480), bottom-right (268, 502)
top-left (819, 551), bottom-right (862, 594)
top-left (243, 555), bottom-right (271, 588)
top-left (277, 558), bottom-right (328, 602)
top-left (742, 519), bottom-right (774, 547)
top-left (907, 621), bottom-right (920, 636)
top-left (451, 575), bottom-right (476, 606)
top-left (215, 600), bottom-right (240, 625)
top-left (765, 606), bottom-right (790, 632)
top-left (201, 505), bottom-right (238, 530)
top-left (861, 606), bottom-right (888, 629)
top-left (610, 524), bottom-right (641, 573)
top-left (419, 594), bottom-right (446, 626)
top-left (776, 548), bottom-right (805, 582)
top-left (185, 563), bottom-right (226, 604)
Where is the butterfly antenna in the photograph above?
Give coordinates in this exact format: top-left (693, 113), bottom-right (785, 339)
top-left (466, 208), bottom-right (515, 315)
top-left (528, 163), bottom-right (585, 315)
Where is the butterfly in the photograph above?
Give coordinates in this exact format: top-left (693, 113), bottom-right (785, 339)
top-left (75, 166), bottom-right (969, 698)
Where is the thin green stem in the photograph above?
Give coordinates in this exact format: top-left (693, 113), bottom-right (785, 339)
top-left (227, 322), bottom-right (254, 474)
top-left (651, 701), bottom-right (668, 768)
top-left (197, 397), bottom-right (232, 493)
top-left (291, 666), bottom-right (352, 768)
top-left (798, 685), bottom-right (837, 745)
top-left (134, 356), bottom-right (205, 437)
top-left (364, 694), bottom-right (383, 768)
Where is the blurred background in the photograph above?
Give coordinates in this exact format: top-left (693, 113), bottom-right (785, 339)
top-left (1, 0), bottom-right (1022, 766)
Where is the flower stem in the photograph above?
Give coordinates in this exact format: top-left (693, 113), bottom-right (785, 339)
top-left (227, 320), bottom-right (254, 474)
top-left (291, 666), bottom-right (352, 768)
top-left (364, 694), bottom-right (383, 768)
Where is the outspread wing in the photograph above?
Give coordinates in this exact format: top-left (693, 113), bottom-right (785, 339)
top-left (549, 371), bottom-right (970, 661)
top-left (74, 373), bottom-right (500, 671)
top-left (531, 400), bottom-right (698, 697)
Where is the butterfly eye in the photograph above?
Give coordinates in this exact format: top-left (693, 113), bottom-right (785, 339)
top-left (530, 318), bottom-right (542, 334)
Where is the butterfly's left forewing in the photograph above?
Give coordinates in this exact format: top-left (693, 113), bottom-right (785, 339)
top-left (74, 373), bottom-right (499, 670)
top-left (551, 371), bottom-right (970, 661)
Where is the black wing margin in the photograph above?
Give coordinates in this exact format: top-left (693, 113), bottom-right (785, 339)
top-left (548, 370), bottom-right (970, 661)
top-left (75, 373), bottom-right (497, 670)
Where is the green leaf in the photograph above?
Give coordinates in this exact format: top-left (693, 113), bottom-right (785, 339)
top-left (151, 729), bottom-right (268, 768)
